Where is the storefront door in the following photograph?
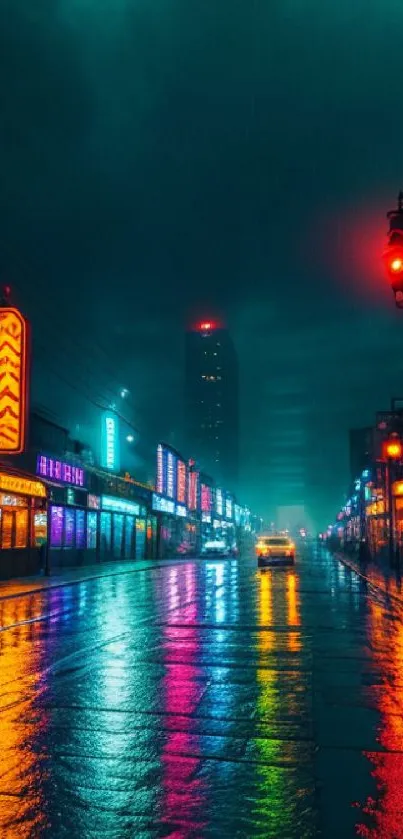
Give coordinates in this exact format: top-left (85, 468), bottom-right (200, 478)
top-left (0, 505), bottom-right (29, 550)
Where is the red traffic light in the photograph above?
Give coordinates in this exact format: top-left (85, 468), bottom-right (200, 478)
top-left (382, 438), bottom-right (403, 460)
top-left (383, 245), bottom-right (403, 281)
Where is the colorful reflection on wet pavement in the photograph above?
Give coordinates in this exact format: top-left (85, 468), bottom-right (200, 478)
top-left (1, 548), bottom-right (403, 837)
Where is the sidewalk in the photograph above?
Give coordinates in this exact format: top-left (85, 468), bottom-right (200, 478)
top-left (0, 558), bottom-right (189, 601)
top-left (336, 550), bottom-right (403, 607)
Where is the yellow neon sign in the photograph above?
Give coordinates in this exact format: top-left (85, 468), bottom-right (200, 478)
top-left (0, 473), bottom-right (46, 498)
top-left (0, 307), bottom-right (29, 454)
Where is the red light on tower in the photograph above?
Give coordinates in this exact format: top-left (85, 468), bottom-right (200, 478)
top-left (200, 321), bottom-right (214, 331)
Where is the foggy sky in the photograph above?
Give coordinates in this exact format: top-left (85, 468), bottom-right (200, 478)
top-left (2, 0), bottom-right (403, 526)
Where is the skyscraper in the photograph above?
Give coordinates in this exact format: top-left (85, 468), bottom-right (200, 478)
top-left (349, 427), bottom-right (374, 483)
top-left (185, 321), bottom-right (239, 490)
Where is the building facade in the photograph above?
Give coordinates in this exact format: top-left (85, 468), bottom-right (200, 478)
top-left (185, 321), bottom-right (239, 492)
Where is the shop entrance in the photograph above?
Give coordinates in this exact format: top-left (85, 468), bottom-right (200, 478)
top-left (0, 495), bottom-right (29, 549)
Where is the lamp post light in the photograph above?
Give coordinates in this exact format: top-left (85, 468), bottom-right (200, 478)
top-left (382, 434), bottom-right (403, 568)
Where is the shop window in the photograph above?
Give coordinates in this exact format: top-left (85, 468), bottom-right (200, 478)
top-left (135, 518), bottom-right (146, 559)
top-left (87, 511), bottom-right (97, 549)
top-left (113, 514), bottom-right (124, 558)
top-left (125, 516), bottom-right (134, 558)
top-left (50, 506), bottom-right (63, 547)
top-left (15, 509), bottom-right (28, 549)
top-left (34, 512), bottom-right (47, 547)
top-left (100, 512), bottom-right (112, 554)
top-left (76, 510), bottom-right (85, 549)
top-left (64, 509), bottom-right (75, 548)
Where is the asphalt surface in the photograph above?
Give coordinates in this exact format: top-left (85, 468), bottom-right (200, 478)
top-left (1, 547), bottom-right (402, 838)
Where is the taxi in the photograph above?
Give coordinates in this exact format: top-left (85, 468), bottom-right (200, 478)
top-left (255, 535), bottom-right (295, 567)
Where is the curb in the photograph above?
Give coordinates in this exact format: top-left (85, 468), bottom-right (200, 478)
top-left (336, 552), bottom-right (403, 608)
top-left (0, 558), bottom-right (193, 603)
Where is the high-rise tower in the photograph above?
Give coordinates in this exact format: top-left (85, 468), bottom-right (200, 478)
top-left (185, 321), bottom-right (239, 490)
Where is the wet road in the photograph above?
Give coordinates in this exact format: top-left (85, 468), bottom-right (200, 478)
top-left (1, 548), bottom-right (403, 838)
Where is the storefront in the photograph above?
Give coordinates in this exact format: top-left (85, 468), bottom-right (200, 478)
top-left (152, 492), bottom-right (191, 557)
top-left (0, 469), bottom-right (47, 579)
top-left (99, 494), bottom-right (148, 561)
top-left (36, 454), bottom-right (93, 569)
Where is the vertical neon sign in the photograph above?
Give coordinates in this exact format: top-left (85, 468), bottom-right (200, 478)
top-left (188, 471), bottom-right (199, 511)
top-left (166, 450), bottom-right (176, 498)
top-left (157, 444), bottom-right (164, 493)
top-left (201, 484), bottom-right (212, 513)
top-left (101, 411), bottom-right (120, 471)
top-left (177, 460), bottom-right (187, 504)
top-left (0, 307), bottom-right (29, 454)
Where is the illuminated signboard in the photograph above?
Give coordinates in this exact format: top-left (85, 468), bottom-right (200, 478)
top-left (157, 444), bottom-right (164, 493)
top-left (0, 307), bottom-right (29, 454)
top-left (188, 470), bottom-right (199, 511)
top-left (152, 493), bottom-right (175, 514)
top-left (201, 484), bottom-right (212, 513)
top-left (101, 411), bottom-right (120, 471)
top-left (88, 494), bottom-right (101, 509)
top-left (167, 450), bottom-right (176, 498)
top-left (156, 443), bottom-right (170, 495)
top-left (234, 504), bottom-right (241, 526)
top-left (101, 495), bottom-right (140, 515)
top-left (177, 460), bottom-right (187, 504)
top-left (216, 489), bottom-right (223, 516)
top-left (226, 498), bottom-right (233, 519)
top-left (0, 472), bottom-right (46, 498)
top-left (202, 512), bottom-right (211, 523)
top-left (176, 504), bottom-right (187, 517)
top-left (36, 455), bottom-right (85, 487)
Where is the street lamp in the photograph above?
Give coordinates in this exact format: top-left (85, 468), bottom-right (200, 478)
top-left (126, 434), bottom-right (134, 443)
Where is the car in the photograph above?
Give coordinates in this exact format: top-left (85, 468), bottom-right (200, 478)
top-left (255, 535), bottom-right (295, 567)
top-left (201, 540), bottom-right (238, 558)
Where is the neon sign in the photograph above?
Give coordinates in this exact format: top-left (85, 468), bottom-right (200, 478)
top-left (0, 307), bottom-right (29, 454)
top-left (216, 489), bottom-right (223, 516)
top-left (101, 495), bottom-right (140, 515)
top-left (157, 444), bottom-right (164, 493)
top-left (152, 493), bottom-right (175, 514)
top-left (0, 472), bottom-right (46, 498)
top-left (101, 411), bottom-right (120, 471)
top-left (226, 498), bottom-right (233, 519)
top-left (36, 455), bottom-right (85, 487)
top-left (201, 484), bottom-right (212, 513)
top-left (167, 450), bottom-right (175, 498)
top-left (188, 470), bottom-right (199, 511)
top-left (177, 460), bottom-right (186, 504)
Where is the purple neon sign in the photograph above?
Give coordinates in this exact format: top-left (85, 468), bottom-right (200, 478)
top-left (36, 455), bottom-right (85, 487)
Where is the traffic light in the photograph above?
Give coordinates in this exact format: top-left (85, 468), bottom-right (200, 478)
top-left (382, 436), bottom-right (403, 460)
top-left (384, 192), bottom-right (403, 307)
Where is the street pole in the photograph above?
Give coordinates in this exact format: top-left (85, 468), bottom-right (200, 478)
top-left (388, 459), bottom-right (395, 568)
